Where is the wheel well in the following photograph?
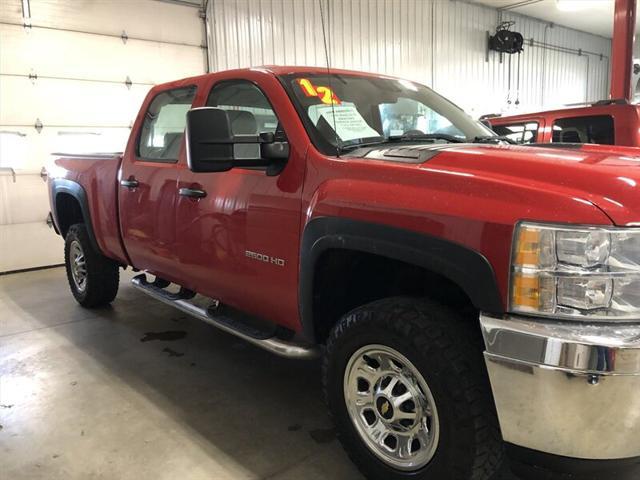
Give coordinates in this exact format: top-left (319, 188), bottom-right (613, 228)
top-left (55, 193), bottom-right (83, 238)
top-left (311, 249), bottom-right (476, 343)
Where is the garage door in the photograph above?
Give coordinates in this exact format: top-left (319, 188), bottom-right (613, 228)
top-left (0, 0), bottom-right (206, 272)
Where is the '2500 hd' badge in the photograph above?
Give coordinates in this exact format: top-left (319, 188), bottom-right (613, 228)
top-left (245, 250), bottom-right (285, 267)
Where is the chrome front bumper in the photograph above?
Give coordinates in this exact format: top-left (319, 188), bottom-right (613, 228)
top-left (480, 313), bottom-right (640, 460)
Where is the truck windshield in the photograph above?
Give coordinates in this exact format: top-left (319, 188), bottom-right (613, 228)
top-left (281, 73), bottom-right (493, 154)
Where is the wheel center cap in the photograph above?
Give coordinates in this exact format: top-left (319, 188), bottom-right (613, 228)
top-left (376, 396), bottom-right (394, 420)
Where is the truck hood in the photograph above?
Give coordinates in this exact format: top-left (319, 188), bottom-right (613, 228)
top-left (428, 143), bottom-right (640, 226)
top-left (349, 142), bottom-right (640, 226)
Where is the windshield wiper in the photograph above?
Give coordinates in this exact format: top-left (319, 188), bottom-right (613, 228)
top-left (387, 133), bottom-right (464, 144)
top-left (338, 132), bottom-right (465, 153)
top-left (338, 139), bottom-right (388, 153)
top-left (473, 135), bottom-right (517, 145)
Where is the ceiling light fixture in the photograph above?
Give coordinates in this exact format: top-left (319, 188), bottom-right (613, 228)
top-left (556, 0), bottom-right (612, 12)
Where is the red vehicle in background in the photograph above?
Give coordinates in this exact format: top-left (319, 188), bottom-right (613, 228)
top-left (485, 100), bottom-right (640, 146)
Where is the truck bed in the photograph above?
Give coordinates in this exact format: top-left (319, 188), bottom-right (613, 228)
top-left (49, 153), bottom-right (129, 265)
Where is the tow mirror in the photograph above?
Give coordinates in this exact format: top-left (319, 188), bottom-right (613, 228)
top-left (185, 107), bottom-right (289, 175)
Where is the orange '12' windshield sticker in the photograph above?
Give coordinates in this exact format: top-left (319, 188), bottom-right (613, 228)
top-left (297, 78), bottom-right (341, 105)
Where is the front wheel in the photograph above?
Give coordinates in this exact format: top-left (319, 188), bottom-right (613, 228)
top-left (323, 297), bottom-right (504, 480)
top-left (64, 223), bottom-right (119, 307)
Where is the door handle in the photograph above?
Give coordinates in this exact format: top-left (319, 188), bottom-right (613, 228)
top-left (120, 178), bottom-right (139, 189)
top-left (178, 187), bottom-right (207, 199)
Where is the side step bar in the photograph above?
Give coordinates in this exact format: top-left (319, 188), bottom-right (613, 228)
top-left (131, 274), bottom-right (320, 360)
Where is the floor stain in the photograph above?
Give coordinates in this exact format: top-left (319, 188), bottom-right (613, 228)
top-left (140, 331), bottom-right (186, 342)
top-left (162, 347), bottom-right (185, 358)
top-left (0, 404), bottom-right (13, 409)
top-left (287, 424), bottom-right (302, 432)
top-left (309, 427), bottom-right (336, 444)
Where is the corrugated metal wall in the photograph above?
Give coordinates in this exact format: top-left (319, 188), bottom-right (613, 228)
top-left (206, 0), bottom-right (611, 117)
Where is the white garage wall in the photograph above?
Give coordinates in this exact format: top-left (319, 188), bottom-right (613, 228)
top-left (0, 0), bottom-right (206, 272)
top-left (207, 0), bottom-right (611, 117)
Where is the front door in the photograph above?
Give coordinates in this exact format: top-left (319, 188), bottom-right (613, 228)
top-left (174, 76), bottom-right (305, 330)
top-left (119, 84), bottom-right (196, 285)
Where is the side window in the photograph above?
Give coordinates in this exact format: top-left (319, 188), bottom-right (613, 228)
top-left (206, 80), bottom-right (280, 136)
top-left (138, 86), bottom-right (196, 162)
top-left (552, 115), bottom-right (614, 144)
top-left (492, 122), bottom-right (538, 144)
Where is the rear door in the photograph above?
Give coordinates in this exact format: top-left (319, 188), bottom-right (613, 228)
top-left (174, 72), bottom-right (306, 330)
top-left (118, 83), bottom-right (197, 285)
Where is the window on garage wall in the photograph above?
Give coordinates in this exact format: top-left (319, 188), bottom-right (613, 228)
top-left (53, 131), bottom-right (130, 156)
top-left (54, 132), bottom-right (101, 155)
top-left (0, 131), bottom-right (28, 169)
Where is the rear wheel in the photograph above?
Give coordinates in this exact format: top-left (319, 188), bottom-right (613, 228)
top-left (64, 223), bottom-right (119, 307)
top-left (323, 297), bottom-right (504, 480)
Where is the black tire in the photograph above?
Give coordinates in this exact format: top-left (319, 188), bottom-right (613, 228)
top-left (323, 297), bottom-right (504, 480)
top-left (64, 223), bottom-right (119, 307)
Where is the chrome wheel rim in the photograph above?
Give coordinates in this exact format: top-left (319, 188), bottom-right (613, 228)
top-left (69, 240), bottom-right (87, 293)
top-left (344, 344), bottom-right (440, 471)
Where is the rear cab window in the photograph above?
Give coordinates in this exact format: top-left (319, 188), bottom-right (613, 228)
top-left (137, 86), bottom-right (197, 162)
top-left (492, 122), bottom-right (538, 144)
top-left (551, 115), bottom-right (614, 144)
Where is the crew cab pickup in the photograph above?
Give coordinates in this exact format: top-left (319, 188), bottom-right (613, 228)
top-left (485, 100), bottom-right (640, 146)
top-left (48, 66), bottom-right (640, 480)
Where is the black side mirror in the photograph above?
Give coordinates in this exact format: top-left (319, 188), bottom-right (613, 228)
top-left (185, 107), bottom-right (289, 174)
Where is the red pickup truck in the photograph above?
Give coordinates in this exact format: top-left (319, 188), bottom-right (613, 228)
top-left (48, 66), bottom-right (640, 480)
top-left (486, 101), bottom-right (640, 146)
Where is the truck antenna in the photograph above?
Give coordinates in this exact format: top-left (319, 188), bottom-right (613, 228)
top-left (319, 0), bottom-right (340, 157)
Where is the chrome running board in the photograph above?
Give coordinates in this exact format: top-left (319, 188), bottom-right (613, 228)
top-left (131, 274), bottom-right (319, 360)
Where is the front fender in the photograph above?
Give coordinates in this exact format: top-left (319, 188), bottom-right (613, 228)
top-left (298, 216), bottom-right (503, 343)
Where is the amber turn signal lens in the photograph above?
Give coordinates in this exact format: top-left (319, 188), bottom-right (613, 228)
top-left (514, 227), bottom-right (541, 267)
top-left (511, 224), bottom-right (556, 313)
top-left (511, 273), bottom-right (540, 309)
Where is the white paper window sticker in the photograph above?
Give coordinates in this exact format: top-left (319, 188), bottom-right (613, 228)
top-left (308, 103), bottom-right (381, 142)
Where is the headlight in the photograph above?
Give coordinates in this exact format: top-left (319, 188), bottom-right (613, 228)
top-left (510, 222), bottom-right (640, 321)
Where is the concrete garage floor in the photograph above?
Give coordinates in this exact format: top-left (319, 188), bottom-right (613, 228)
top-left (1, 267), bottom-right (517, 480)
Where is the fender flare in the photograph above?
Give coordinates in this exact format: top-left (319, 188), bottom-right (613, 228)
top-left (50, 178), bottom-right (101, 253)
top-left (299, 217), bottom-right (504, 342)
